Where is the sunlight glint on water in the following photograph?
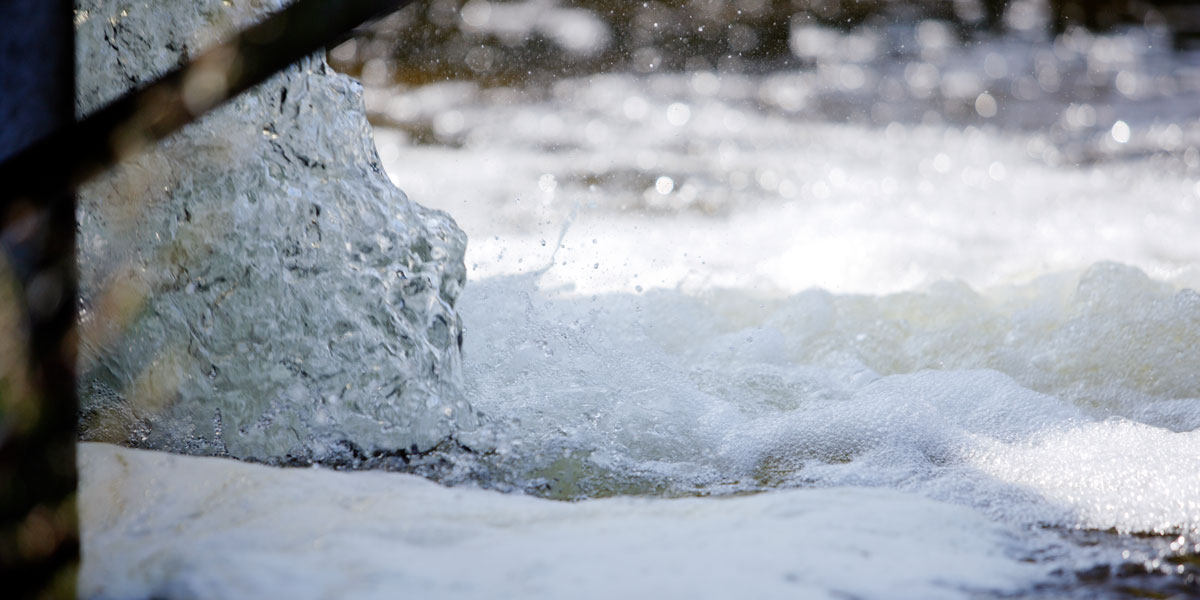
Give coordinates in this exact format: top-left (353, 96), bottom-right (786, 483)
top-left (80, 19), bottom-right (1200, 599)
top-left (373, 23), bottom-right (1200, 591)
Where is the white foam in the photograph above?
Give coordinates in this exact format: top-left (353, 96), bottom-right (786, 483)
top-left (971, 421), bottom-right (1200, 535)
top-left (454, 265), bottom-right (1200, 537)
top-left (78, 443), bottom-right (1040, 600)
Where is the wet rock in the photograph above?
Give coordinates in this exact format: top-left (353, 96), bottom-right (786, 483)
top-left (75, 0), bottom-right (474, 463)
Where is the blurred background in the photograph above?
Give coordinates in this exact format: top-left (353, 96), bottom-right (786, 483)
top-left (325, 0), bottom-right (1200, 297)
top-left (332, 0), bottom-right (1200, 86)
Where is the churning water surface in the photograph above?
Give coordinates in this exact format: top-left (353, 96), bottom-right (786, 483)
top-left (81, 22), bottom-right (1200, 600)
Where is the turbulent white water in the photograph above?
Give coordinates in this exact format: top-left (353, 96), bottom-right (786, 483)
top-left (82, 21), bottom-right (1200, 599)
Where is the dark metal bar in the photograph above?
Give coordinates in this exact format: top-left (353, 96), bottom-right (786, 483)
top-left (0, 1), bottom-right (78, 597)
top-left (0, 0), bottom-right (418, 201)
top-left (0, 1), bottom-right (420, 596)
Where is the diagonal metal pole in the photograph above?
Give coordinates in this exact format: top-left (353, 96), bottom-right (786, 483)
top-left (0, 0), bottom-right (418, 200)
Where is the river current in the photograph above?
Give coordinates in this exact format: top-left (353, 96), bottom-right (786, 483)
top-left (81, 20), bottom-right (1200, 599)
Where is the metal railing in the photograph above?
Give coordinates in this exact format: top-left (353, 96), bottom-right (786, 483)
top-left (0, 2), bottom-right (418, 596)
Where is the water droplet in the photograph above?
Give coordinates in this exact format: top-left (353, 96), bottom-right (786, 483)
top-left (656, 176), bottom-right (675, 195)
top-left (1111, 120), bottom-right (1131, 144)
top-left (666, 102), bottom-right (691, 126)
top-left (975, 92), bottom-right (998, 118)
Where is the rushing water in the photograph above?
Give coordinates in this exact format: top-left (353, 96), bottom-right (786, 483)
top-left (81, 19), bottom-right (1200, 600)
